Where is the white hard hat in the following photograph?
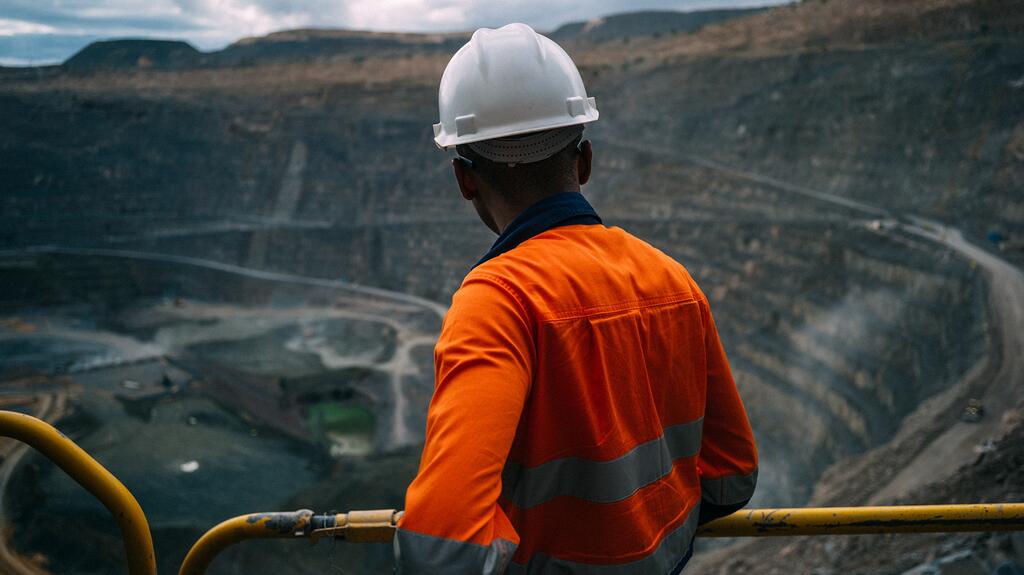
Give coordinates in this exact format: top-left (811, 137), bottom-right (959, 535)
top-left (433, 23), bottom-right (599, 150)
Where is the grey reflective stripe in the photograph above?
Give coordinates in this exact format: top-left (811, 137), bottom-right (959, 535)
top-left (701, 468), bottom-right (758, 506)
top-left (505, 503), bottom-right (700, 575)
top-left (394, 528), bottom-right (517, 575)
top-left (502, 418), bottom-right (703, 508)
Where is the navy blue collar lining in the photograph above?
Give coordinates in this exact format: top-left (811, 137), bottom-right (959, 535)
top-left (474, 192), bottom-right (602, 268)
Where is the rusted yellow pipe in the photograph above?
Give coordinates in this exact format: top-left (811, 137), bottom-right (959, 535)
top-left (697, 503), bottom-right (1024, 537)
top-left (178, 509), bottom-right (403, 575)
top-left (180, 504), bottom-right (1024, 574)
top-left (177, 510), bottom-right (315, 575)
top-left (0, 410), bottom-right (156, 575)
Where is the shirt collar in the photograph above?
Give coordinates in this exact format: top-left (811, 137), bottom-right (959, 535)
top-left (474, 192), bottom-right (602, 268)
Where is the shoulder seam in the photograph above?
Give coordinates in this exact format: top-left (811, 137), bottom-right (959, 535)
top-left (465, 271), bottom-right (535, 325)
top-left (542, 293), bottom-right (700, 323)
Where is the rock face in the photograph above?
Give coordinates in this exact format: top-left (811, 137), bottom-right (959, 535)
top-left (693, 415), bottom-right (1024, 574)
top-left (214, 29), bottom-right (468, 67)
top-left (0, 1), bottom-right (1021, 573)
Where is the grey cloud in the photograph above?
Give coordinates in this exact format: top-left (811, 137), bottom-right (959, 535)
top-left (454, 0), bottom-right (791, 32)
top-left (2, 0), bottom-right (207, 34)
top-left (1, 0), bottom-right (789, 66)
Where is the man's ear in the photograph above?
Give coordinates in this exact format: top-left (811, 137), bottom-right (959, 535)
top-left (453, 158), bottom-right (478, 201)
top-left (577, 140), bottom-right (593, 186)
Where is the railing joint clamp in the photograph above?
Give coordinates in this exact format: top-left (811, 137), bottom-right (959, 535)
top-left (309, 509), bottom-right (401, 545)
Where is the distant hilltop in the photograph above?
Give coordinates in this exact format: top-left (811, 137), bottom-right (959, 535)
top-left (64, 39), bottom-right (202, 71)
top-left (549, 7), bottom-right (767, 42)
top-left (53, 7), bottom-right (764, 71)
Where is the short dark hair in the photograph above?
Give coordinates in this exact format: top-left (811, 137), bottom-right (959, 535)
top-left (456, 135), bottom-right (582, 198)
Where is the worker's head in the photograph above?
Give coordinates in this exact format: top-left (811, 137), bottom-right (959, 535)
top-left (451, 128), bottom-right (592, 233)
top-left (432, 23), bottom-right (599, 233)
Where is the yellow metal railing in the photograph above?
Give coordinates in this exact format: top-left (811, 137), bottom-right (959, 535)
top-left (0, 410), bottom-right (157, 575)
top-left (697, 503), bottom-right (1024, 536)
top-left (2, 410), bottom-right (1023, 575)
top-left (178, 503), bottom-right (1024, 575)
top-left (178, 509), bottom-right (402, 575)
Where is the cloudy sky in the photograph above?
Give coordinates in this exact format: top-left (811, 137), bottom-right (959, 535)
top-left (0, 0), bottom-right (790, 66)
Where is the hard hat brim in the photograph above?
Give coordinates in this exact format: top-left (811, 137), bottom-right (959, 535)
top-left (433, 109), bottom-right (599, 150)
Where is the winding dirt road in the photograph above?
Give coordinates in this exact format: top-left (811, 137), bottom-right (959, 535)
top-left (0, 392), bottom-right (68, 575)
top-left (0, 245), bottom-right (448, 321)
top-left (868, 219), bottom-right (1024, 502)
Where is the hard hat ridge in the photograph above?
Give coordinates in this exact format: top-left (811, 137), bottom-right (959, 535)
top-left (469, 23), bottom-right (548, 78)
top-left (433, 23), bottom-right (599, 150)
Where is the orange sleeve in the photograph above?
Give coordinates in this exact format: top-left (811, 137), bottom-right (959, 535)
top-left (697, 300), bottom-right (758, 522)
top-left (395, 273), bottom-right (532, 574)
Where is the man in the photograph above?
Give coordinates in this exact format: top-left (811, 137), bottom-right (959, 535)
top-left (395, 23), bottom-right (757, 574)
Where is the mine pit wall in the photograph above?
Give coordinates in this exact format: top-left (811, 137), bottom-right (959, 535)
top-left (591, 38), bottom-right (1024, 266)
top-left (685, 222), bottom-right (984, 507)
top-left (6, 215), bottom-right (986, 508)
top-left (0, 206), bottom-right (988, 509)
top-left (0, 41), bottom-right (999, 506)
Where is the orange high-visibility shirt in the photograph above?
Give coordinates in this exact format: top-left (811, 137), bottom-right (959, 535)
top-left (397, 197), bottom-right (757, 574)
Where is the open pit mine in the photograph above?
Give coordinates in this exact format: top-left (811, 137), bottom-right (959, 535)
top-left (1, 0), bottom-right (1023, 573)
